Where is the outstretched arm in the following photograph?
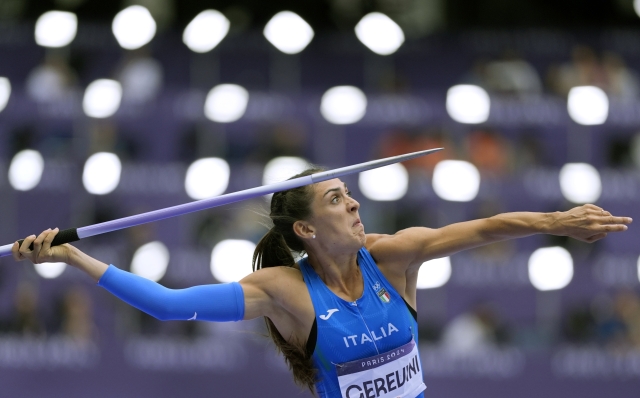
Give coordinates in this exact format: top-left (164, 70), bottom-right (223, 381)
top-left (13, 229), bottom-right (313, 346)
top-left (368, 204), bottom-right (633, 271)
top-left (11, 229), bottom-right (256, 322)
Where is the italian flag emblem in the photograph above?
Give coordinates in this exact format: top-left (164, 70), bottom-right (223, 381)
top-left (377, 288), bottom-right (391, 303)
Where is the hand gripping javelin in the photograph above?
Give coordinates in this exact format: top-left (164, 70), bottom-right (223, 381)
top-left (0, 148), bottom-right (443, 258)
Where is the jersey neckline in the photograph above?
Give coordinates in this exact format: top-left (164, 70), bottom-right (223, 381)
top-left (299, 249), bottom-right (368, 306)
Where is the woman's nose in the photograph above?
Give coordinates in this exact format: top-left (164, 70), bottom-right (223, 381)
top-left (348, 197), bottom-right (360, 212)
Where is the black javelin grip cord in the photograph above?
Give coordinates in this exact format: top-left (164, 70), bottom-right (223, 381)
top-left (1, 148), bottom-right (443, 257)
top-left (16, 228), bottom-right (80, 253)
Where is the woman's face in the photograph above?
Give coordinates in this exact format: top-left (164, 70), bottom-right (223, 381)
top-left (305, 178), bottom-right (366, 252)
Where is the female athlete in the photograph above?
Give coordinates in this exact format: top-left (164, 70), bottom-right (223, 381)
top-left (11, 167), bottom-right (632, 398)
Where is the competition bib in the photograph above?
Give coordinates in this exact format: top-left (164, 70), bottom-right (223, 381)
top-left (335, 338), bottom-right (426, 398)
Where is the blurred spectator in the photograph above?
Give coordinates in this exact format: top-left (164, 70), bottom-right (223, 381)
top-left (25, 54), bottom-right (77, 103)
top-left (245, 123), bottom-right (309, 163)
top-left (466, 129), bottom-right (513, 176)
top-left (377, 70), bottom-right (411, 93)
top-left (513, 132), bottom-right (549, 170)
top-left (178, 124), bottom-right (227, 162)
top-left (562, 290), bottom-right (640, 350)
top-left (194, 198), bottom-right (269, 248)
top-left (378, 129), bottom-right (453, 173)
top-left (590, 293), bottom-right (626, 349)
top-left (462, 57), bottom-right (489, 88)
top-left (193, 213), bottom-right (229, 248)
top-left (602, 52), bottom-right (640, 99)
top-left (548, 45), bottom-right (607, 96)
top-left (562, 302), bottom-right (597, 344)
top-left (607, 134), bottom-right (636, 168)
top-left (58, 286), bottom-right (97, 342)
top-left (631, 132), bottom-right (640, 168)
top-left (116, 50), bottom-right (164, 104)
top-left (87, 122), bottom-right (142, 161)
top-left (441, 302), bottom-right (509, 353)
top-left (610, 290), bottom-right (640, 348)
top-left (483, 52), bottom-right (542, 96)
top-left (7, 281), bottom-right (44, 336)
top-left (548, 47), bottom-right (638, 98)
top-left (127, 0), bottom-right (175, 29)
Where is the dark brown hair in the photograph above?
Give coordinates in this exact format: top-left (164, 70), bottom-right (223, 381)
top-left (252, 166), bottom-right (324, 393)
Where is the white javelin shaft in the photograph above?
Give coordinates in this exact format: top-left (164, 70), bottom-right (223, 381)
top-left (0, 148), bottom-right (442, 257)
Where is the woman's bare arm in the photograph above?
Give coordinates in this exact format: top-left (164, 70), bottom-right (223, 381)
top-left (12, 228), bottom-right (311, 338)
top-left (368, 204), bottom-right (632, 272)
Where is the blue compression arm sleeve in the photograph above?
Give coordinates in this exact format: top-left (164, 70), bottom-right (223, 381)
top-left (97, 265), bottom-right (245, 322)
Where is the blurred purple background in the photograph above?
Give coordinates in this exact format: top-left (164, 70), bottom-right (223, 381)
top-left (1, 1), bottom-right (640, 397)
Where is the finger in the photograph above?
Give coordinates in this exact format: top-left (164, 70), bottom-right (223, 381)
top-left (32, 229), bottom-right (52, 262)
top-left (41, 228), bottom-right (58, 253)
top-left (595, 224), bottom-right (628, 233)
top-left (19, 235), bottom-right (36, 253)
top-left (604, 216), bottom-right (633, 225)
top-left (11, 242), bottom-right (23, 261)
top-left (32, 229), bottom-right (49, 249)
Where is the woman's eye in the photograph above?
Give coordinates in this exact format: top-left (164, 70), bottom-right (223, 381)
top-left (331, 196), bottom-right (339, 203)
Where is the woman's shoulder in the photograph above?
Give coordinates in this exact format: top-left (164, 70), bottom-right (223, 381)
top-left (364, 233), bottom-right (390, 250)
top-left (244, 265), bottom-right (305, 294)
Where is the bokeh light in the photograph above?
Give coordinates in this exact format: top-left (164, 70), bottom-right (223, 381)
top-left (528, 247), bottom-right (573, 291)
top-left (35, 11), bottom-right (77, 48)
top-left (82, 152), bottom-right (122, 195)
top-left (263, 157), bottom-right (308, 185)
top-left (204, 84), bottom-right (249, 123)
top-left (320, 86), bottom-right (367, 124)
top-left (358, 163), bottom-right (408, 201)
top-left (355, 12), bottom-right (404, 55)
top-left (432, 160), bottom-right (480, 202)
top-left (263, 11), bottom-right (314, 54)
top-left (112, 5), bottom-right (156, 50)
top-left (8, 149), bottom-right (44, 191)
top-left (417, 257), bottom-right (452, 289)
top-left (559, 163), bottom-right (602, 204)
top-left (210, 240), bottom-right (256, 282)
top-left (131, 241), bottom-right (170, 282)
top-left (183, 10), bottom-right (230, 53)
top-left (0, 77), bottom-right (11, 112)
top-left (185, 158), bottom-right (230, 200)
top-left (567, 86), bottom-right (608, 125)
top-left (446, 85), bottom-right (491, 124)
top-left (34, 262), bottom-right (67, 279)
top-left (82, 79), bottom-right (122, 118)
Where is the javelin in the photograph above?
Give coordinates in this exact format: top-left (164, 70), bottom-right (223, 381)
top-left (0, 148), bottom-right (443, 258)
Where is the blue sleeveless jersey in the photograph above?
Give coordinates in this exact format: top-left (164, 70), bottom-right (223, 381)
top-left (299, 247), bottom-right (424, 398)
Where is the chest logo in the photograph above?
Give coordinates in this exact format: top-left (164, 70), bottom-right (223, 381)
top-left (320, 309), bottom-right (339, 320)
top-left (372, 281), bottom-right (391, 304)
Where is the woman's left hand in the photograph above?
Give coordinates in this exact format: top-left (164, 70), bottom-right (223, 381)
top-left (550, 204), bottom-right (632, 243)
top-left (12, 228), bottom-right (71, 264)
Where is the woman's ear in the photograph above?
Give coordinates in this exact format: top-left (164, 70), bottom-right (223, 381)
top-left (293, 220), bottom-right (315, 241)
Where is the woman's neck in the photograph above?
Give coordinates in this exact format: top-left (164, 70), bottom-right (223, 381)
top-left (307, 249), bottom-right (363, 302)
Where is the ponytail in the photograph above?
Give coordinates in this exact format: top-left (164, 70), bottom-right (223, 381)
top-left (252, 228), bottom-right (294, 271)
top-left (251, 166), bottom-right (324, 394)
